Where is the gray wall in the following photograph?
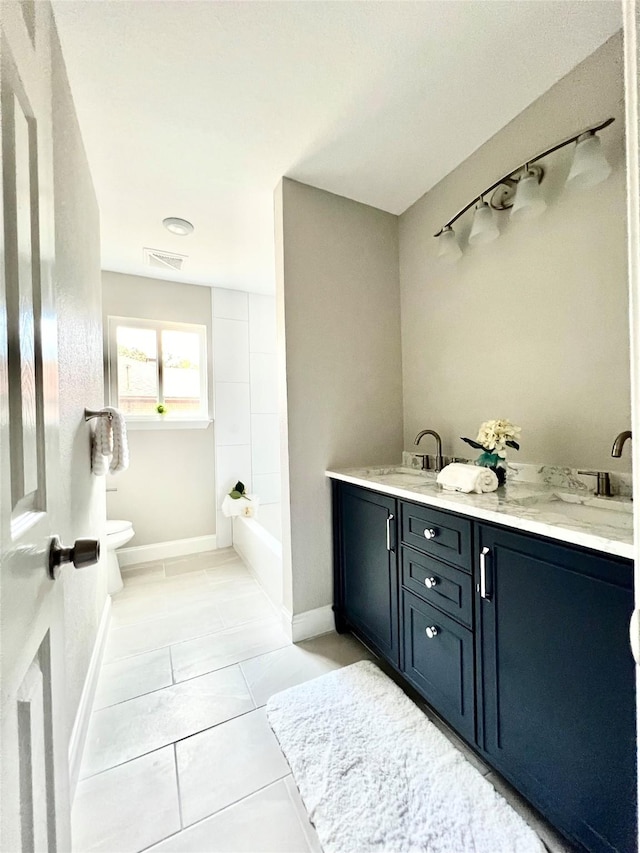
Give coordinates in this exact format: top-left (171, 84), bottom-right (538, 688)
top-left (399, 34), bottom-right (631, 472)
top-left (276, 178), bottom-right (403, 615)
top-left (52, 29), bottom-right (108, 738)
top-left (102, 271), bottom-right (216, 546)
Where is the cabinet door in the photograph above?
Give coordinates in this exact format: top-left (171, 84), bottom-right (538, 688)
top-left (339, 484), bottom-right (399, 666)
top-left (402, 590), bottom-right (475, 741)
top-left (477, 524), bottom-right (636, 853)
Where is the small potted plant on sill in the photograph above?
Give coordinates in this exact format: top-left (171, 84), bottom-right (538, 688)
top-left (461, 419), bottom-right (521, 486)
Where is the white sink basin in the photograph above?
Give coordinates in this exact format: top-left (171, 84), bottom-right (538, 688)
top-left (533, 493), bottom-right (633, 532)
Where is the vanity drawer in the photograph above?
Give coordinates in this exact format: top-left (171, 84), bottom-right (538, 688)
top-left (401, 589), bottom-right (475, 742)
top-left (401, 546), bottom-right (472, 628)
top-left (401, 502), bottom-right (471, 570)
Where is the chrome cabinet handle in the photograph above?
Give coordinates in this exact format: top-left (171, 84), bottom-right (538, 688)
top-left (386, 514), bottom-right (394, 552)
top-left (480, 546), bottom-right (490, 600)
top-left (424, 576), bottom-right (439, 589)
top-left (424, 528), bottom-right (437, 540)
top-left (425, 626), bottom-right (439, 639)
top-left (49, 536), bottom-right (100, 580)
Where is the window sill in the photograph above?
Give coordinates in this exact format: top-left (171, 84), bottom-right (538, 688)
top-left (125, 418), bottom-right (213, 431)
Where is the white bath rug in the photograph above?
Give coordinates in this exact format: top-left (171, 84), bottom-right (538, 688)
top-left (266, 660), bottom-right (546, 853)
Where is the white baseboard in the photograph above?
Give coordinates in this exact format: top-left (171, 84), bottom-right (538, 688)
top-left (118, 534), bottom-right (217, 568)
top-left (69, 596), bottom-right (111, 800)
top-left (282, 604), bottom-right (335, 643)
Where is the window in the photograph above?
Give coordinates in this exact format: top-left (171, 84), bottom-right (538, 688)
top-left (108, 317), bottom-right (209, 423)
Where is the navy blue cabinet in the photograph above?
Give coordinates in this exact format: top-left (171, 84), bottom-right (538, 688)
top-left (476, 523), bottom-right (636, 853)
top-left (332, 481), bottom-right (637, 852)
top-left (334, 483), bottom-right (399, 666)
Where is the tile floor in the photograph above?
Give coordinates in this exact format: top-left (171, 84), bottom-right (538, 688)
top-left (73, 549), bottom-right (370, 852)
top-left (73, 548), bottom-right (573, 853)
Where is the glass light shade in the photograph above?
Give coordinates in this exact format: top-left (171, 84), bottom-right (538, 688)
top-left (468, 201), bottom-right (500, 245)
top-left (565, 132), bottom-right (612, 190)
top-left (437, 226), bottom-right (462, 263)
top-left (510, 173), bottom-right (547, 221)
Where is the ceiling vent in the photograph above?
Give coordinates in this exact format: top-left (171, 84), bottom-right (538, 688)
top-left (143, 247), bottom-right (187, 271)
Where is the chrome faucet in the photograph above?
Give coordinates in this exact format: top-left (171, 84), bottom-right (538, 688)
top-left (414, 429), bottom-right (444, 472)
top-left (611, 430), bottom-right (632, 458)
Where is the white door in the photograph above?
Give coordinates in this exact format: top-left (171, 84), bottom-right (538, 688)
top-left (1, 4), bottom-right (99, 850)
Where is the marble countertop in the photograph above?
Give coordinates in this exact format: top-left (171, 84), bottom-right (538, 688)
top-left (326, 466), bottom-right (635, 561)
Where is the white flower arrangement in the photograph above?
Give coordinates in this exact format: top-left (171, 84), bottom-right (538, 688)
top-left (461, 419), bottom-right (521, 486)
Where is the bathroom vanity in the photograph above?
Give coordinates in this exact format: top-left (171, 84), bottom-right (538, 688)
top-left (328, 467), bottom-right (636, 853)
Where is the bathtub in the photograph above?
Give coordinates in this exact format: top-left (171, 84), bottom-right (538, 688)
top-left (232, 503), bottom-right (282, 609)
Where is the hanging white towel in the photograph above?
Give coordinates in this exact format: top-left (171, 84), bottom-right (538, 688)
top-left (436, 463), bottom-right (499, 494)
top-left (105, 407), bottom-right (129, 473)
top-left (91, 408), bottom-right (129, 476)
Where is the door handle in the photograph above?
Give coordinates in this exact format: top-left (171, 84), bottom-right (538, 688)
top-left (479, 546), bottom-right (491, 600)
top-left (386, 514), bottom-right (394, 552)
top-left (49, 536), bottom-right (100, 580)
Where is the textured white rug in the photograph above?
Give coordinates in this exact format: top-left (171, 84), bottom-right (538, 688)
top-left (266, 660), bottom-right (546, 853)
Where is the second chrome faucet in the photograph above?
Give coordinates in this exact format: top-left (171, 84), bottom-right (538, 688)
top-left (414, 429), bottom-right (444, 472)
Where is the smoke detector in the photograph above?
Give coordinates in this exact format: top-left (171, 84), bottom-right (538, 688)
top-left (143, 247), bottom-right (187, 271)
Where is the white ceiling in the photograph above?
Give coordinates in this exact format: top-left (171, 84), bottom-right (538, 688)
top-left (52, 1), bottom-right (622, 294)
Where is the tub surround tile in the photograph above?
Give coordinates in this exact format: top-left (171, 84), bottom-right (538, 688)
top-left (214, 383), bottom-right (251, 445)
top-left (170, 618), bottom-right (289, 683)
top-left (250, 413), bottom-right (280, 475)
top-left (248, 294), bottom-right (277, 354)
top-left (72, 746), bottom-right (180, 853)
top-left (213, 318), bottom-right (250, 382)
top-left (213, 288), bottom-right (248, 321)
top-left (94, 648), bottom-right (173, 710)
top-left (249, 352), bottom-right (278, 414)
top-left (176, 708), bottom-right (290, 826)
top-left (146, 779), bottom-right (317, 853)
top-left (251, 472), bottom-right (281, 505)
top-left (81, 666), bottom-right (254, 777)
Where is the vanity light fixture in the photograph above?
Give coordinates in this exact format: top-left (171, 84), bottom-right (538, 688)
top-left (435, 117), bottom-right (614, 261)
top-left (469, 199), bottom-right (500, 245)
top-left (163, 217), bottom-right (194, 236)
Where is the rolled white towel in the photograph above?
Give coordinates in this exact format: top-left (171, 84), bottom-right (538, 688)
top-left (437, 463), bottom-right (499, 494)
top-left (221, 493), bottom-right (260, 518)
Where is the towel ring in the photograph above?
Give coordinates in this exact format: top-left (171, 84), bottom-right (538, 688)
top-left (84, 409), bottom-right (113, 422)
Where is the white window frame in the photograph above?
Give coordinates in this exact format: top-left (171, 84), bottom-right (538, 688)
top-left (107, 316), bottom-right (210, 429)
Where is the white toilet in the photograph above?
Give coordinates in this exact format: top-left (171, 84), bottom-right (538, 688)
top-left (106, 519), bottom-right (135, 595)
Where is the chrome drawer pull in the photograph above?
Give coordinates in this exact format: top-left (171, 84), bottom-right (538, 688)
top-left (424, 576), bottom-right (439, 589)
top-left (480, 546), bottom-right (491, 600)
top-left (425, 626), bottom-right (439, 639)
top-left (386, 514), bottom-right (394, 552)
top-left (424, 528), bottom-right (437, 540)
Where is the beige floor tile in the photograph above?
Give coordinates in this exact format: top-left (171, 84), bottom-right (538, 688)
top-left (145, 779), bottom-right (315, 853)
top-left (219, 589), bottom-right (277, 628)
top-left (282, 777), bottom-right (323, 853)
top-left (105, 600), bottom-right (224, 661)
top-left (206, 562), bottom-right (252, 585)
top-left (120, 561), bottom-right (165, 585)
top-left (165, 551), bottom-right (225, 576)
top-left (72, 746), bottom-right (180, 853)
top-left (204, 575), bottom-right (261, 603)
top-left (484, 772), bottom-right (575, 852)
top-left (207, 547), bottom-right (245, 567)
top-left (81, 666), bottom-right (254, 777)
top-left (110, 589), bottom-right (169, 628)
top-left (241, 631), bottom-right (372, 707)
top-left (177, 707), bottom-right (291, 826)
top-left (93, 648), bottom-right (173, 710)
top-left (171, 618), bottom-right (290, 682)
